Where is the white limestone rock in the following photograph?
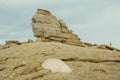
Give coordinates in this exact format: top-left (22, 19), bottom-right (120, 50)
top-left (42, 58), bottom-right (72, 73)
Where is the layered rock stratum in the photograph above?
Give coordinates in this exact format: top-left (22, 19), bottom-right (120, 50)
top-left (32, 9), bottom-right (83, 46)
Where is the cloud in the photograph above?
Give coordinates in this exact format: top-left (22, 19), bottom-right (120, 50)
top-left (0, 0), bottom-right (120, 48)
top-left (89, 5), bottom-right (120, 26)
top-left (68, 5), bottom-right (120, 48)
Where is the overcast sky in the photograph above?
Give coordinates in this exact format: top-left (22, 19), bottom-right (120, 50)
top-left (0, 0), bottom-right (120, 48)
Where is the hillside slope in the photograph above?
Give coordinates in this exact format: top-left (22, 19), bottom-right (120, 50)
top-left (0, 42), bottom-right (120, 80)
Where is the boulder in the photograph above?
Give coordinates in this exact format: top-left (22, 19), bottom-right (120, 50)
top-left (32, 9), bottom-right (83, 46)
top-left (42, 58), bottom-right (72, 73)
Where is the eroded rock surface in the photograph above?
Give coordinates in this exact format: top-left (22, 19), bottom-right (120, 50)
top-left (32, 9), bottom-right (82, 46)
top-left (0, 42), bottom-right (120, 80)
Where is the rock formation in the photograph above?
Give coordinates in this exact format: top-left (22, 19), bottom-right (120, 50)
top-left (32, 9), bottom-right (83, 46)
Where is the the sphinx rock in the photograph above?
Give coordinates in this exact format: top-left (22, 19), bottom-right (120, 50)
top-left (32, 9), bottom-right (83, 46)
top-left (42, 58), bottom-right (72, 73)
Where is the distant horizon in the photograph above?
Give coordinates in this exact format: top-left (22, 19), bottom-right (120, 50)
top-left (0, 0), bottom-right (120, 49)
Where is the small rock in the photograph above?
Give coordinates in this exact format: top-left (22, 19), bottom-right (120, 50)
top-left (27, 39), bottom-right (34, 43)
top-left (93, 44), bottom-right (99, 46)
top-left (5, 40), bottom-right (20, 45)
top-left (84, 42), bottom-right (93, 47)
top-left (42, 58), bottom-right (72, 73)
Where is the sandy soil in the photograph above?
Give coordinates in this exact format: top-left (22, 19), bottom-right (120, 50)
top-left (0, 42), bottom-right (120, 80)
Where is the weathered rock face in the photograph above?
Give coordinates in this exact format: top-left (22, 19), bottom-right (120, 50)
top-left (32, 9), bottom-right (82, 46)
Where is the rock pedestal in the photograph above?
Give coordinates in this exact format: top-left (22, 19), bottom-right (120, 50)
top-left (32, 9), bottom-right (82, 46)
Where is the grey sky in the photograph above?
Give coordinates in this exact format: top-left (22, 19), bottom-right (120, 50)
top-left (0, 0), bottom-right (120, 48)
